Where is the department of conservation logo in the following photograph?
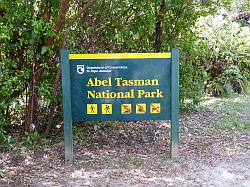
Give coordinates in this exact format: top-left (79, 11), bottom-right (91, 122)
top-left (76, 65), bottom-right (85, 74)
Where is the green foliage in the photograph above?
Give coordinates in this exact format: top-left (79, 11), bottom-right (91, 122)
top-left (0, 0), bottom-right (60, 137)
top-left (196, 3), bottom-right (249, 96)
top-left (23, 132), bottom-right (39, 146)
top-left (0, 127), bottom-right (11, 146)
top-left (0, 0), bottom-right (248, 143)
top-left (179, 37), bottom-right (210, 104)
top-left (73, 127), bottom-right (85, 139)
top-left (70, 0), bottom-right (222, 104)
top-left (0, 1), bottom-right (31, 123)
top-left (206, 64), bottom-right (247, 96)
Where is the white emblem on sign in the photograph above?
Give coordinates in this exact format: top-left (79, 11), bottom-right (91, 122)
top-left (77, 65), bottom-right (85, 74)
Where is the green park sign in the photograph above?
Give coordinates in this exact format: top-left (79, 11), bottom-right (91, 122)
top-left (61, 49), bottom-right (179, 164)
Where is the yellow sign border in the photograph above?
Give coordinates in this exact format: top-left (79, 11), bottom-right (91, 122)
top-left (69, 53), bottom-right (171, 60)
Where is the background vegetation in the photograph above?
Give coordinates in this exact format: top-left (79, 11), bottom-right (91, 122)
top-left (0, 0), bottom-right (249, 145)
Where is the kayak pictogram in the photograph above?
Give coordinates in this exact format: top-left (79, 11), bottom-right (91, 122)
top-left (150, 103), bottom-right (161, 113)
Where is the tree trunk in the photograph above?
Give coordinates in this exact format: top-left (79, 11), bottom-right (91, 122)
top-left (45, 0), bottom-right (97, 136)
top-left (24, 60), bottom-right (42, 132)
top-left (155, 0), bottom-right (165, 52)
top-left (44, 0), bottom-right (70, 136)
top-left (24, 2), bottom-right (52, 133)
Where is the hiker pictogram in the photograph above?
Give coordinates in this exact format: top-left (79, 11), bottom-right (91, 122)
top-left (136, 104), bottom-right (146, 114)
top-left (102, 104), bottom-right (112, 114)
top-left (87, 104), bottom-right (97, 114)
top-left (150, 103), bottom-right (161, 113)
top-left (121, 104), bottom-right (132, 114)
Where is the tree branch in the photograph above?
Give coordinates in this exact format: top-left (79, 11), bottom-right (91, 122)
top-left (45, 0), bottom-right (98, 136)
top-left (231, 11), bottom-right (250, 21)
top-left (62, 0), bottom-right (97, 48)
top-left (55, 0), bottom-right (70, 33)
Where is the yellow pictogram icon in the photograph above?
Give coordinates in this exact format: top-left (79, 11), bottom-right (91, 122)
top-left (102, 104), bottom-right (112, 114)
top-left (87, 104), bottom-right (97, 114)
top-left (121, 104), bottom-right (132, 114)
top-left (136, 103), bottom-right (146, 114)
top-left (150, 103), bottom-right (161, 114)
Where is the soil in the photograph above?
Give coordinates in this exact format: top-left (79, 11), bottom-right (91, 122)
top-left (0, 95), bottom-right (249, 187)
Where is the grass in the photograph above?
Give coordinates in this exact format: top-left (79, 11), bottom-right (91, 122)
top-left (98, 154), bottom-right (146, 168)
top-left (157, 153), bottom-right (170, 161)
top-left (217, 97), bottom-right (249, 129)
top-left (73, 127), bottom-right (86, 139)
top-left (120, 154), bottom-right (145, 167)
top-left (201, 92), bottom-right (250, 130)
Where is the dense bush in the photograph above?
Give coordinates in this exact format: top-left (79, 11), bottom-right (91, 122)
top-left (0, 0), bottom-right (249, 144)
top-left (196, 5), bottom-right (249, 96)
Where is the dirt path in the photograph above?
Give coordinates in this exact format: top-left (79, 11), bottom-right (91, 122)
top-left (0, 95), bottom-right (249, 187)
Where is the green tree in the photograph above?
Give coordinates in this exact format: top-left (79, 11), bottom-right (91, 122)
top-left (0, 0), bottom-right (235, 141)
